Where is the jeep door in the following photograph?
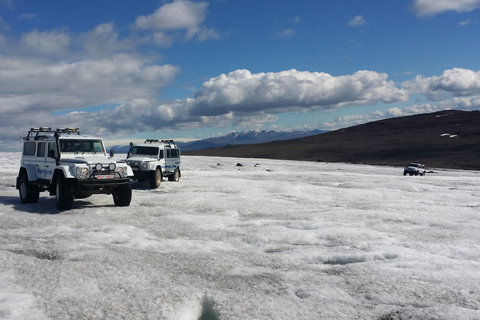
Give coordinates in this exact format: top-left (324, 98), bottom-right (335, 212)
top-left (34, 142), bottom-right (48, 180)
top-left (38, 142), bottom-right (57, 181)
top-left (165, 148), bottom-right (180, 173)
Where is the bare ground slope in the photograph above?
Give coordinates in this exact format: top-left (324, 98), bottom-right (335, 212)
top-left (184, 110), bottom-right (480, 170)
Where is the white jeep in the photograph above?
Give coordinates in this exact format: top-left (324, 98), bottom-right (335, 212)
top-left (403, 162), bottom-right (426, 176)
top-left (16, 127), bottom-right (134, 210)
top-left (126, 139), bottom-right (181, 188)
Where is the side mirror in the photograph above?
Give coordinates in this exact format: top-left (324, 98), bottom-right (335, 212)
top-left (110, 149), bottom-right (114, 157)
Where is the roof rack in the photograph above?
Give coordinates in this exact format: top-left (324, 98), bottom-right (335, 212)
top-left (56, 128), bottom-right (80, 135)
top-left (25, 127), bottom-right (80, 140)
top-left (144, 139), bottom-right (177, 147)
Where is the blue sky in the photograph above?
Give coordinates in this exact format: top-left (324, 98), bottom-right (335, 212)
top-left (1, 0), bottom-right (480, 150)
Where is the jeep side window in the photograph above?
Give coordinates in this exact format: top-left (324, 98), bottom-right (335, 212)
top-left (37, 142), bottom-right (46, 157)
top-left (48, 142), bottom-right (58, 158)
top-left (23, 142), bottom-right (36, 156)
top-left (167, 149), bottom-right (179, 158)
top-left (159, 150), bottom-right (164, 159)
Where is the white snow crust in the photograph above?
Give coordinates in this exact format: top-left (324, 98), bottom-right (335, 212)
top-left (1, 153), bottom-right (480, 319)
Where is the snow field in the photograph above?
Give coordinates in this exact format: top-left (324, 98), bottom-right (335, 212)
top-left (1, 153), bottom-right (480, 319)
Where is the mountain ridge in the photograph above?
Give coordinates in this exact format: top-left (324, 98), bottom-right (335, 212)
top-left (184, 110), bottom-right (480, 170)
top-left (110, 129), bottom-right (327, 153)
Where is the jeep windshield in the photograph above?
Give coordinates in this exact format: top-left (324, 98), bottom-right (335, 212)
top-left (59, 139), bottom-right (104, 153)
top-left (130, 146), bottom-right (159, 156)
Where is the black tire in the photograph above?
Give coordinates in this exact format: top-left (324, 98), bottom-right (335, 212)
top-left (19, 175), bottom-right (40, 204)
top-left (56, 175), bottom-right (74, 210)
top-left (113, 183), bottom-right (132, 206)
top-left (168, 168), bottom-right (180, 182)
top-left (149, 168), bottom-right (161, 188)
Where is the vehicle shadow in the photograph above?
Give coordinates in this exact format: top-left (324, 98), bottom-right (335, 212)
top-left (0, 195), bottom-right (116, 214)
top-left (130, 180), bottom-right (161, 190)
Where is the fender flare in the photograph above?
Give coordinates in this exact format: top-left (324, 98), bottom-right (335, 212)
top-left (18, 165), bottom-right (38, 184)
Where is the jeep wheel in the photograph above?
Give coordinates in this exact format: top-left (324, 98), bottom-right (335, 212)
top-left (113, 184), bottom-right (132, 206)
top-left (149, 168), bottom-right (161, 188)
top-left (168, 168), bottom-right (180, 182)
top-left (56, 175), bottom-right (74, 210)
top-left (19, 175), bottom-right (40, 204)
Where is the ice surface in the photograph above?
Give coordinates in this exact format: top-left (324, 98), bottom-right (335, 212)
top-left (1, 153), bottom-right (480, 319)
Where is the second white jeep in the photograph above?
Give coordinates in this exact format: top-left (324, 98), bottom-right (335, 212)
top-left (126, 139), bottom-right (181, 188)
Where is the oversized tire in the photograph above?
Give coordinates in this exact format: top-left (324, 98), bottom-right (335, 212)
top-left (149, 167), bottom-right (161, 188)
top-left (19, 175), bottom-right (40, 204)
top-left (168, 168), bottom-right (180, 182)
top-left (113, 183), bottom-right (132, 206)
top-left (55, 175), bottom-right (74, 210)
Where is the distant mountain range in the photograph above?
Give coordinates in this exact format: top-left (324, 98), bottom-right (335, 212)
top-left (184, 110), bottom-right (480, 170)
top-left (109, 129), bottom-right (327, 153)
top-left (178, 129), bottom-right (327, 151)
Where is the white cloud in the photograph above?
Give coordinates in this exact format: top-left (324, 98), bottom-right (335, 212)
top-left (17, 13), bottom-right (36, 20)
top-left (20, 29), bottom-right (71, 55)
top-left (411, 0), bottom-right (480, 17)
top-left (133, 0), bottom-right (218, 44)
top-left (402, 68), bottom-right (480, 100)
top-left (348, 15), bottom-right (365, 27)
top-left (0, 67), bottom-right (410, 142)
top-left (193, 69), bottom-right (408, 116)
top-left (0, 0), bottom-right (15, 10)
top-left (0, 54), bottom-right (180, 114)
top-left (81, 23), bottom-right (134, 56)
top-left (319, 95), bottom-right (480, 131)
top-left (273, 29), bottom-right (295, 38)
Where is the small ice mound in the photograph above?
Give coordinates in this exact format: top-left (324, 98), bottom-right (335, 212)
top-left (322, 252), bottom-right (398, 265)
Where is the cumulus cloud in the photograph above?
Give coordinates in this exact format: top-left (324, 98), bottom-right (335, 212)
top-left (320, 95), bottom-right (480, 130)
top-left (20, 29), bottom-right (71, 55)
top-left (0, 66), bottom-right (409, 146)
top-left (411, 0), bottom-right (480, 17)
top-left (192, 69), bottom-right (408, 116)
top-left (133, 0), bottom-right (219, 44)
top-left (273, 29), bottom-right (295, 38)
top-left (0, 54), bottom-right (180, 113)
top-left (79, 69), bottom-right (408, 135)
top-left (80, 23), bottom-right (134, 56)
top-left (348, 15), bottom-right (365, 27)
top-left (402, 68), bottom-right (480, 100)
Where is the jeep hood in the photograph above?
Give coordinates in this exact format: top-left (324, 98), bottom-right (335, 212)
top-left (61, 154), bottom-right (117, 165)
top-left (126, 156), bottom-right (157, 162)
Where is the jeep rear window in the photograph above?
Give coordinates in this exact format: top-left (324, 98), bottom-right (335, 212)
top-left (60, 139), bottom-right (104, 153)
top-left (167, 148), bottom-right (180, 158)
top-left (37, 142), bottom-right (46, 157)
top-left (23, 142), bottom-right (36, 156)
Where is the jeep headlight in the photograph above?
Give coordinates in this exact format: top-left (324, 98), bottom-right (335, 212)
top-left (77, 167), bottom-right (90, 179)
top-left (117, 166), bottom-right (127, 177)
top-left (140, 162), bottom-right (149, 171)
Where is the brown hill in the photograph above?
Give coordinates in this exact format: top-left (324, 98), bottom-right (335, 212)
top-left (184, 110), bottom-right (480, 170)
